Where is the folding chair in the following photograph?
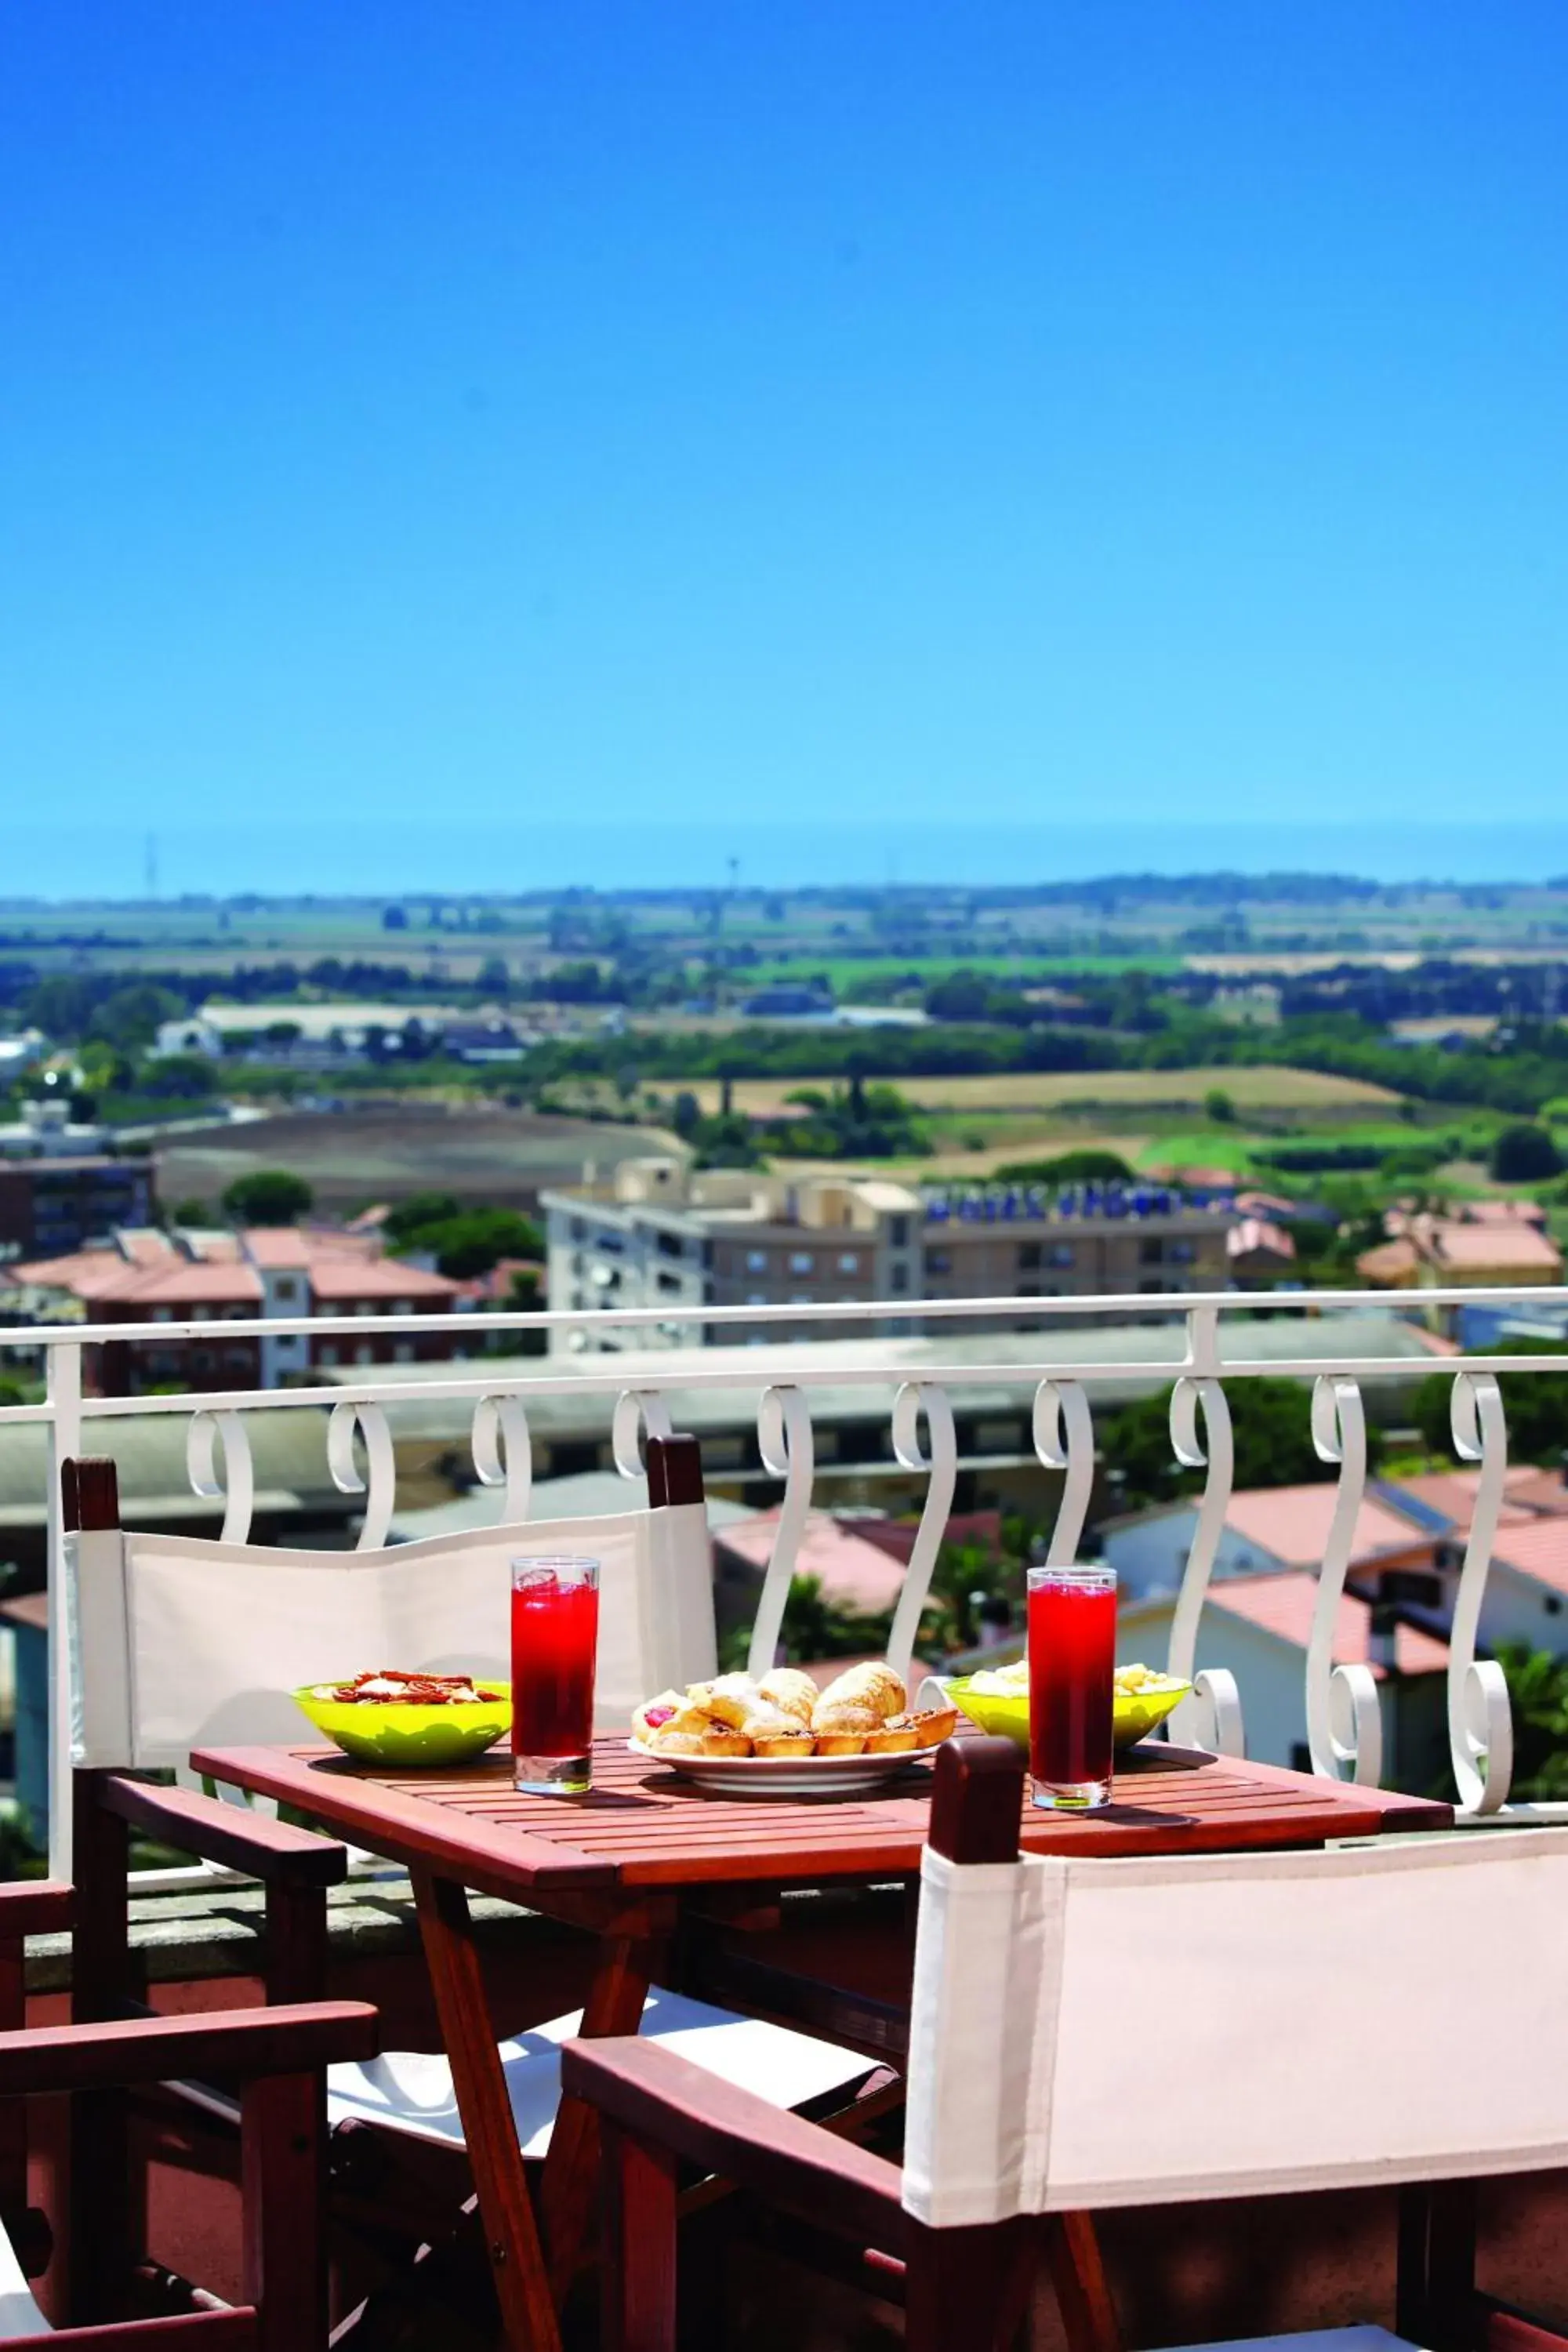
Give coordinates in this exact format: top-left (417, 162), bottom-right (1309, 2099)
top-left (565, 1737), bottom-right (1568, 2352)
top-left (60, 1440), bottom-right (875, 2336)
top-left (0, 1873), bottom-right (376, 2347)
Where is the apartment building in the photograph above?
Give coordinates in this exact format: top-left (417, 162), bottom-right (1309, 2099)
top-left (8, 1225), bottom-right (459, 1390)
top-left (542, 1160), bottom-right (1232, 1352)
top-left (0, 1154), bottom-right (153, 1258)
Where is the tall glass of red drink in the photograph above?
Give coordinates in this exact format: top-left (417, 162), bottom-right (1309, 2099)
top-left (1025, 1564), bottom-right (1116, 1810)
top-left (510, 1555), bottom-right (599, 1794)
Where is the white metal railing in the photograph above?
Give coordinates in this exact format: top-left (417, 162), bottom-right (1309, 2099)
top-left (4, 1281), bottom-right (1567, 1879)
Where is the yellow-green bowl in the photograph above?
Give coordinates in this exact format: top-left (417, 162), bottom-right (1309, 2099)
top-left (943, 1675), bottom-right (1191, 1751)
top-left (292, 1682), bottom-right (512, 1767)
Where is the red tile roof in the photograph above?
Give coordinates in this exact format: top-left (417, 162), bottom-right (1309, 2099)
top-left (1206, 1571), bottom-right (1448, 1679)
top-left (1227, 1217), bottom-right (1295, 1263)
top-left (716, 1510), bottom-right (909, 1615)
top-left (1224, 1483), bottom-right (1432, 1572)
top-left (1489, 1520), bottom-right (1568, 1599)
top-left (307, 1257), bottom-right (456, 1301)
top-left (1427, 1222), bottom-right (1562, 1273)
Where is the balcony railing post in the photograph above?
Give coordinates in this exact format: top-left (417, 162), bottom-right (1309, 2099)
top-left (45, 1338), bottom-right (82, 1882)
top-left (1164, 1374), bottom-right (1244, 1756)
top-left (1446, 1372), bottom-right (1513, 1814)
top-left (1305, 1377), bottom-right (1382, 1786)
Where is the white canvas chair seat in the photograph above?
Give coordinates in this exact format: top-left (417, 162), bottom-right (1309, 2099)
top-left (67, 1502), bottom-right (716, 1771)
top-left (905, 1826), bottom-right (1568, 2230)
top-left (327, 1985), bottom-right (871, 2159)
top-left (0, 2216), bottom-right (48, 2338)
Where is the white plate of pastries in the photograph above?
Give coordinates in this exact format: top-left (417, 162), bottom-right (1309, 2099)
top-left (630, 1664), bottom-right (960, 1796)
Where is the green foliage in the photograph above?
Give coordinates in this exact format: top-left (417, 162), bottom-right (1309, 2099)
top-left (383, 1192), bottom-right (463, 1243)
top-left (1099, 1377), bottom-right (1384, 1510)
top-left (389, 1203), bottom-right (543, 1278)
top-left (169, 1198), bottom-right (210, 1226)
top-left (221, 1169), bottom-right (314, 1225)
top-left (89, 983), bottom-right (187, 1051)
top-left (1411, 1341), bottom-right (1568, 1467)
top-left (718, 1574), bottom-right (891, 1671)
top-left (1490, 1123), bottom-right (1563, 1184)
top-left (1494, 1646), bottom-right (1568, 1800)
top-left (1203, 1087), bottom-right (1236, 1123)
top-left (135, 1053), bottom-right (219, 1102)
top-left (992, 1150), bottom-right (1136, 1185)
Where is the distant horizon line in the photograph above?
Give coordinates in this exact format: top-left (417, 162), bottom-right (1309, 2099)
top-left (5, 867), bottom-right (1568, 912)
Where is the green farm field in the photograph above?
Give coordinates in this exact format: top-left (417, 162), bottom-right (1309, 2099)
top-left (688, 1065), bottom-right (1403, 1120)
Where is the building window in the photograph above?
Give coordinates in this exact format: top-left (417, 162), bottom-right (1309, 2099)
top-left (746, 1250), bottom-right (768, 1273)
top-left (746, 1291), bottom-right (768, 1306)
top-left (788, 1251), bottom-right (815, 1275)
top-left (889, 1263), bottom-right (908, 1293)
top-left (837, 1252), bottom-right (859, 1273)
top-left (889, 1216), bottom-right (909, 1249)
top-left (356, 1343), bottom-right (376, 1366)
top-left (153, 1306), bottom-right (172, 1323)
top-left (392, 1298), bottom-right (413, 1315)
top-left (1017, 1281), bottom-right (1040, 1297)
top-left (655, 1231), bottom-right (684, 1259)
top-left (226, 1348), bottom-right (250, 1370)
top-left (274, 1277), bottom-right (298, 1303)
top-left (1017, 1242), bottom-right (1042, 1271)
top-left (1167, 1240), bottom-right (1196, 1265)
top-left (318, 1344), bottom-right (339, 1367)
top-left (394, 1341), bottom-right (415, 1364)
top-left (924, 1249), bottom-right (952, 1276)
top-left (1139, 1238), bottom-right (1163, 1267)
top-left (1048, 1243), bottom-right (1074, 1269)
top-left (656, 1270), bottom-right (682, 1293)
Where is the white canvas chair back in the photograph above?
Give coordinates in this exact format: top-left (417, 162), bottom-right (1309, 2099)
top-left (904, 1825), bottom-right (1568, 2230)
top-left (67, 1494), bottom-right (716, 1772)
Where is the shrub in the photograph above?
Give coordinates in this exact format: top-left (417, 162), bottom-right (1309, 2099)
top-left (1490, 1123), bottom-right (1563, 1184)
top-left (221, 1170), bottom-right (313, 1225)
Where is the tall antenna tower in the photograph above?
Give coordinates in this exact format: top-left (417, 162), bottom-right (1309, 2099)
top-left (144, 833), bottom-right (159, 901)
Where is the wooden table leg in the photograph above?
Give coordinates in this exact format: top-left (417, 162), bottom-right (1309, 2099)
top-left (539, 1931), bottom-right (658, 2302)
top-left (412, 1870), bottom-right (561, 2352)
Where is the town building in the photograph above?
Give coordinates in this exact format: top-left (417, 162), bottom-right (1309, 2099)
top-left (1357, 1200), bottom-right (1563, 1322)
top-left (6, 1224), bottom-right (459, 1390)
top-left (542, 1160), bottom-right (1235, 1352)
top-left (0, 1152), bottom-right (152, 1258)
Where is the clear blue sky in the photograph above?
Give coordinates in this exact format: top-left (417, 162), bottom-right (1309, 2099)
top-left (2, 2), bottom-right (1566, 897)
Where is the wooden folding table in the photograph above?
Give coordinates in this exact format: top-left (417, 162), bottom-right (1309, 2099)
top-left (192, 1733), bottom-right (1451, 2350)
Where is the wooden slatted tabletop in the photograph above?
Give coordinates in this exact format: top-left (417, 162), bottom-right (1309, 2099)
top-left (193, 1735), bottom-right (1451, 1904)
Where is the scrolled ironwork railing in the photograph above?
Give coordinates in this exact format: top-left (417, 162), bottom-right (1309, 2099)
top-left (5, 1278), bottom-right (1566, 1878)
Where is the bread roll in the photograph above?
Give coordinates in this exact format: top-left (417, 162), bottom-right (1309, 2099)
top-left (740, 1704), bottom-right (801, 1744)
top-left (813, 1732), bottom-right (867, 1757)
top-left (814, 1662), bottom-right (906, 1722)
top-left (757, 1668), bottom-right (818, 1726)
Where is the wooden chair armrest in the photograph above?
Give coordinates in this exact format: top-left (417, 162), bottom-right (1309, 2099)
top-left (0, 2000), bottom-right (378, 2096)
top-left (0, 1881), bottom-right (74, 1936)
top-left (98, 1776), bottom-right (347, 1886)
top-left (560, 2034), bottom-right (907, 2252)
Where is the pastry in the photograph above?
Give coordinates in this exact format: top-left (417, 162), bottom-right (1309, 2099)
top-left (866, 1722), bottom-right (919, 1755)
top-left (750, 1727), bottom-right (814, 1759)
top-left (814, 1662), bottom-right (906, 1722)
top-left (650, 1730), bottom-right (707, 1757)
top-left (813, 1732), bottom-right (868, 1757)
top-left (699, 1726), bottom-right (752, 1758)
top-left (633, 1690), bottom-right (687, 1741)
top-left (688, 1673), bottom-right (760, 1730)
top-left (809, 1700), bottom-right (881, 1739)
top-left (912, 1705), bottom-right (959, 1749)
top-left (757, 1668), bottom-right (818, 1726)
top-left (740, 1704), bottom-right (802, 1744)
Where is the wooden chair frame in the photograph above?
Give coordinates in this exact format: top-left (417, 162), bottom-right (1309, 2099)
top-left (563, 1739), bottom-right (1568, 2352)
top-left (0, 1863), bottom-right (376, 2349)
